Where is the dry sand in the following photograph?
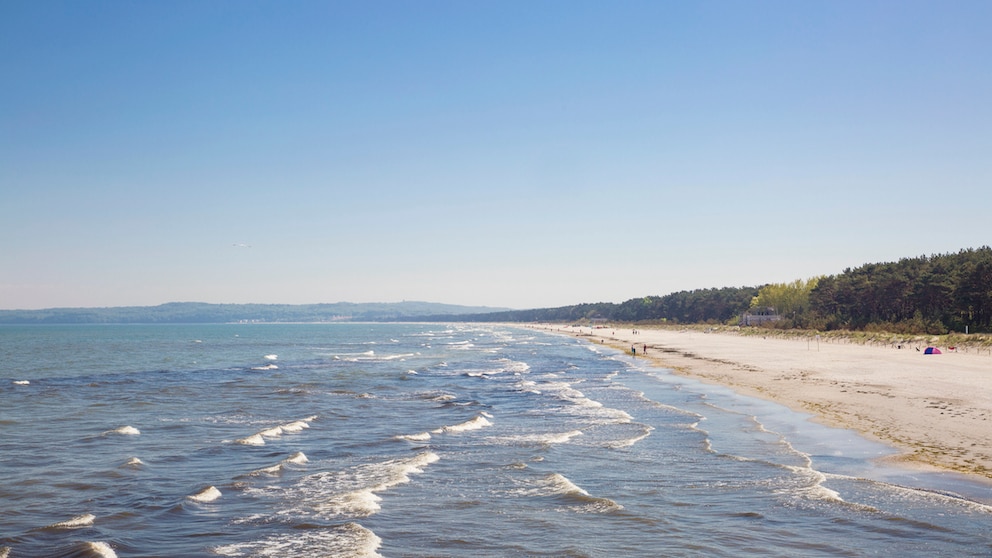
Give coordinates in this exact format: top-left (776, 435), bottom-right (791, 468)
top-left (535, 324), bottom-right (992, 481)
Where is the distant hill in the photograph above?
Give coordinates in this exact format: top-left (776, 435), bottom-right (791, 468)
top-left (0, 301), bottom-right (512, 324)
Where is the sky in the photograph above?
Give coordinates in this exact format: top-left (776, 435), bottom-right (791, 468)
top-left (2, 1), bottom-right (990, 311)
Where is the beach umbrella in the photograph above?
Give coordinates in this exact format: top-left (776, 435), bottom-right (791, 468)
top-left (924, 347), bottom-right (942, 354)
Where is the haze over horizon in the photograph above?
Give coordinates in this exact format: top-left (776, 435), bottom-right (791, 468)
top-left (3, 1), bottom-right (990, 311)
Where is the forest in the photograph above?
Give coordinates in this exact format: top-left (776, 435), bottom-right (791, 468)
top-left (806, 247), bottom-right (992, 333)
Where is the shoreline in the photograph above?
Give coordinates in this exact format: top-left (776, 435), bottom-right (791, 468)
top-left (529, 323), bottom-right (992, 484)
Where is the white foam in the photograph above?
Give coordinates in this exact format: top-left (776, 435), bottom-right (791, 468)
top-left (432, 415), bottom-right (492, 434)
top-left (12, 380), bottom-right (29, 385)
top-left (323, 489), bottom-right (383, 516)
top-left (251, 464), bottom-right (285, 476)
top-left (777, 465), bottom-right (880, 511)
top-left (188, 486), bottom-right (222, 503)
top-left (546, 473), bottom-right (586, 496)
top-left (48, 513), bottom-right (96, 529)
top-left (291, 452), bottom-right (439, 519)
top-left (85, 542), bottom-right (118, 558)
top-left (105, 425), bottom-right (140, 436)
top-left (213, 522), bottom-right (382, 558)
top-left (0, 546), bottom-right (9, 558)
top-left (280, 420), bottom-right (309, 433)
top-left (124, 457), bottom-right (144, 467)
top-left (379, 353), bottom-right (416, 361)
top-left (605, 425), bottom-right (654, 449)
top-left (396, 432), bottom-right (432, 442)
top-left (236, 434), bottom-right (266, 446)
top-left (497, 358), bottom-right (531, 374)
top-left (247, 451), bottom-right (311, 476)
top-left (264, 354), bottom-right (278, 361)
top-left (251, 364), bottom-right (279, 370)
top-left (258, 426), bottom-right (284, 438)
top-left (520, 473), bottom-right (623, 513)
top-left (286, 451), bottom-right (309, 464)
top-left (237, 417), bottom-right (316, 446)
top-left (497, 430), bottom-right (584, 446)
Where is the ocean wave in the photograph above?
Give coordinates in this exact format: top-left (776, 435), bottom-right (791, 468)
top-left (395, 431), bottom-right (432, 442)
top-left (432, 414), bottom-right (492, 434)
top-left (89, 543), bottom-right (117, 558)
top-left (286, 451), bottom-right (309, 464)
top-left (103, 426), bottom-right (140, 436)
top-left (496, 358), bottom-right (531, 374)
top-left (235, 416), bottom-right (317, 446)
top-left (46, 514), bottom-right (96, 529)
top-left (495, 430), bottom-right (584, 446)
top-left (12, 380), bottom-right (30, 385)
top-left (514, 473), bottom-right (624, 514)
top-left (289, 452), bottom-right (440, 519)
top-left (414, 390), bottom-right (455, 402)
top-left (603, 424), bottom-right (655, 449)
top-left (48, 541), bottom-right (118, 558)
top-left (188, 486), bottom-right (222, 503)
top-left (244, 451), bottom-right (310, 477)
top-left (235, 433), bottom-right (266, 446)
top-left (214, 522), bottom-right (382, 558)
top-left (533, 381), bottom-right (635, 425)
top-left (822, 472), bottom-right (992, 514)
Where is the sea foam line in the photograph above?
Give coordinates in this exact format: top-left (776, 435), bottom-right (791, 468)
top-left (188, 486), bottom-right (223, 503)
top-left (235, 416), bottom-right (318, 446)
top-left (494, 430), bottom-right (584, 446)
top-left (243, 451), bottom-right (310, 477)
top-left (514, 473), bottom-right (624, 514)
top-left (103, 425), bottom-right (140, 436)
top-left (77, 542), bottom-right (118, 558)
top-left (213, 522), bottom-right (382, 558)
top-left (431, 414), bottom-right (492, 434)
top-left (289, 452), bottom-right (440, 519)
top-left (45, 514), bottom-right (96, 529)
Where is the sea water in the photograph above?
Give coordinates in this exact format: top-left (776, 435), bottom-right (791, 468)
top-left (1, 323), bottom-right (990, 557)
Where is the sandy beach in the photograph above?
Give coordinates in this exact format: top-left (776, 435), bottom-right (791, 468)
top-left (534, 324), bottom-right (992, 482)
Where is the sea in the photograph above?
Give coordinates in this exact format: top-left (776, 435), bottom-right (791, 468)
top-left (1, 323), bottom-right (990, 557)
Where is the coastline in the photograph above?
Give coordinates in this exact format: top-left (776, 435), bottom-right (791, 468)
top-left (530, 323), bottom-right (992, 483)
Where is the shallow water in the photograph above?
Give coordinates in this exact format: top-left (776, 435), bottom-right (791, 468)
top-left (1, 323), bottom-right (990, 557)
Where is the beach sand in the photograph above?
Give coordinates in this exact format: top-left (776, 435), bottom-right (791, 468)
top-left (535, 324), bottom-right (992, 482)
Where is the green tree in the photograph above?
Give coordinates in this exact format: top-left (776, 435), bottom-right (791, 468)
top-left (751, 277), bottom-right (820, 319)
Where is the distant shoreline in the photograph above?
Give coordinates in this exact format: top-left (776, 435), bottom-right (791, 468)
top-left (531, 323), bottom-right (992, 484)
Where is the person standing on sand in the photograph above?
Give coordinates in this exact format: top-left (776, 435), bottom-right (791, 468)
top-left (643, 344), bottom-right (647, 354)
top-left (631, 345), bottom-right (636, 355)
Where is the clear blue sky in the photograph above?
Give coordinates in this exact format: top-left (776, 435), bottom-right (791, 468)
top-left (2, 1), bottom-right (990, 310)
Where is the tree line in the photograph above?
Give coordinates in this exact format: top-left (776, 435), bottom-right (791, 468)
top-left (431, 286), bottom-right (760, 326)
top-left (443, 247), bottom-right (992, 334)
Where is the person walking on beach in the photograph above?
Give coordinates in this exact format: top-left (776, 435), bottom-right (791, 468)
top-left (631, 345), bottom-right (636, 356)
